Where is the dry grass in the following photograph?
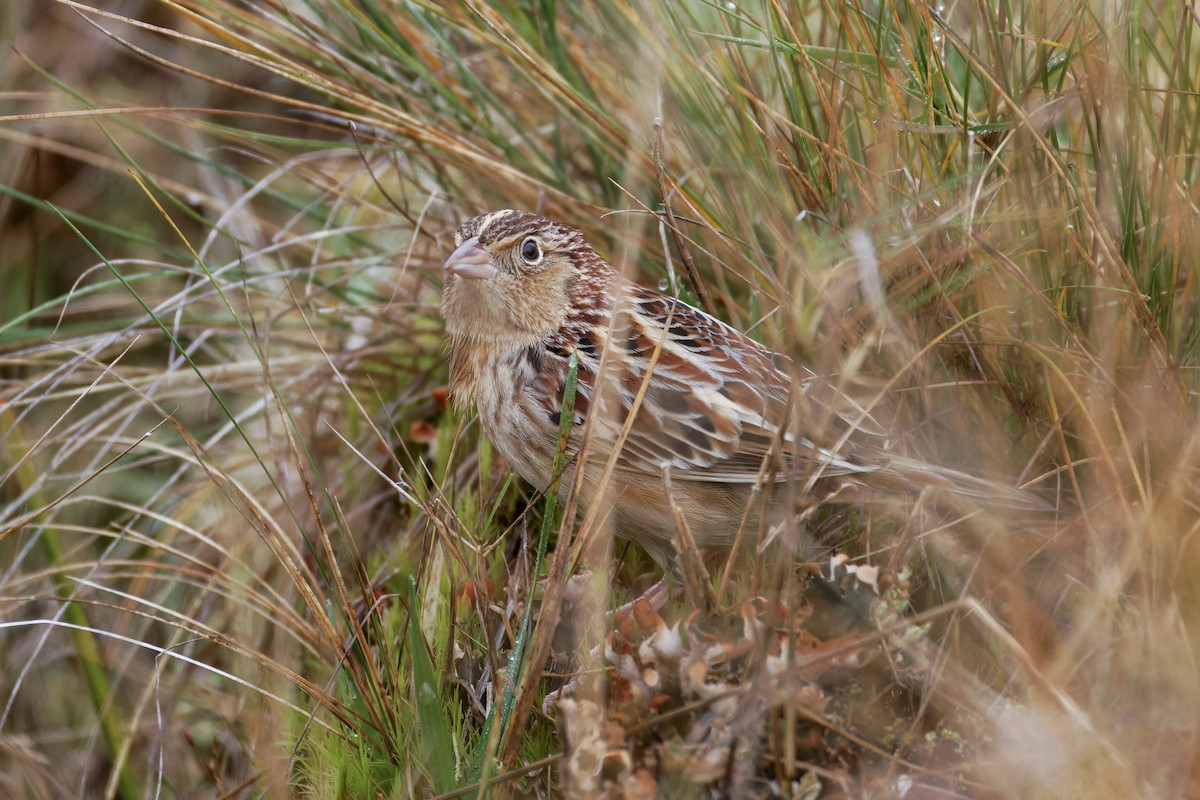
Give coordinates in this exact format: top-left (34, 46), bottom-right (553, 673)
top-left (1, 0), bottom-right (1198, 797)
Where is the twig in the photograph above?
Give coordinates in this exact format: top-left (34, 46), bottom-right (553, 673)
top-left (654, 117), bottom-right (713, 312)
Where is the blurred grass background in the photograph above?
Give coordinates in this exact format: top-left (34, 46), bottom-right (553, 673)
top-left (1, 0), bottom-right (1198, 797)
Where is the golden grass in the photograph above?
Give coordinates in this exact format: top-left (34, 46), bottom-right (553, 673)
top-left (0, 0), bottom-right (1197, 796)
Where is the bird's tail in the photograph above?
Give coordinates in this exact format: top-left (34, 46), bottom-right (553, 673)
top-left (863, 455), bottom-right (1055, 513)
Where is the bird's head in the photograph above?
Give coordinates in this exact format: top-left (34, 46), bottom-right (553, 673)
top-left (441, 210), bottom-right (609, 348)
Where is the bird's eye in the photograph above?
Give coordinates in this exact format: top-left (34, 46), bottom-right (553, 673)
top-left (519, 237), bottom-right (542, 265)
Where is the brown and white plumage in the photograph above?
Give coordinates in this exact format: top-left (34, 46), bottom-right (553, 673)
top-left (441, 210), bottom-right (1045, 567)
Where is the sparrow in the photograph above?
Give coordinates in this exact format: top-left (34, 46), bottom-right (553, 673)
top-left (440, 210), bottom-right (1047, 569)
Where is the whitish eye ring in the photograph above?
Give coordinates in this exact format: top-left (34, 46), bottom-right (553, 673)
top-left (519, 236), bottom-right (543, 266)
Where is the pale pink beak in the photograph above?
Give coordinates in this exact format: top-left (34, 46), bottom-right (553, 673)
top-left (443, 236), bottom-right (496, 280)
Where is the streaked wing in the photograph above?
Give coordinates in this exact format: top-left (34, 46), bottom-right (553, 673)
top-left (538, 284), bottom-right (888, 484)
